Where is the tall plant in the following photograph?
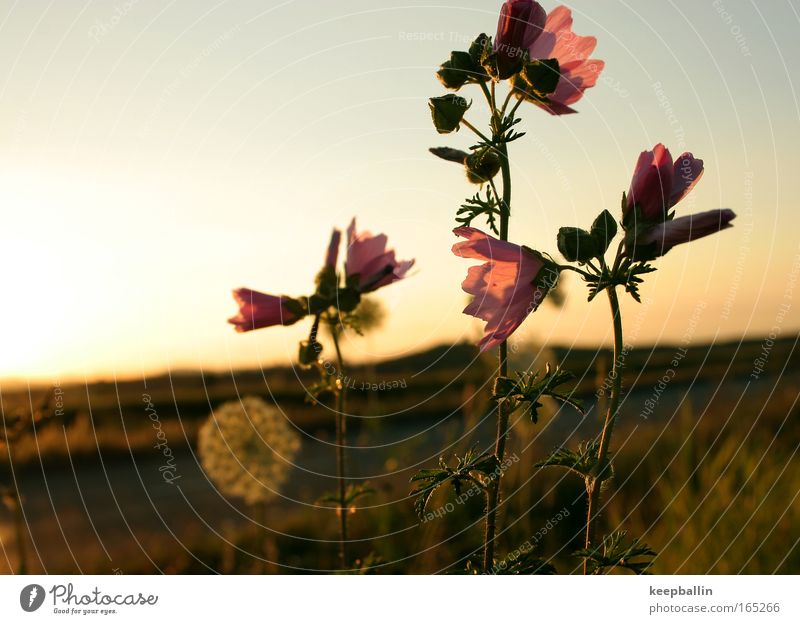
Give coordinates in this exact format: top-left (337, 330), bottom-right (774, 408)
top-left (412, 0), bottom-right (735, 574)
top-left (228, 219), bottom-right (412, 569)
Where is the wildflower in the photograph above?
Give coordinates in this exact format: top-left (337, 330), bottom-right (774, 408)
top-left (522, 5), bottom-right (604, 114)
top-left (494, 0), bottom-right (546, 79)
top-left (625, 143), bottom-right (704, 221)
top-left (345, 218), bottom-right (414, 293)
top-left (623, 144), bottom-right (734, 259)
top-left (634, 209), bottom-right (737, 258)
top-left (228, 289), bottom-right (306, 333)
top-left (452, 227), bottom-right (557, 351)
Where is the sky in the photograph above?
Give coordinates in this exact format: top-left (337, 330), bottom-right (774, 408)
top-left (0, 0), bottom-right (798, 382)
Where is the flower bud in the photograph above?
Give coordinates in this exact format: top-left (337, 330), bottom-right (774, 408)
top-left (494, 0), bottom-right (546, 79)
top-left (465, 149), bottom-right (502, 184)
top-left (429, 94), bottom-right (471, 134)
top-left (557, 227), bottom-right (598, 264)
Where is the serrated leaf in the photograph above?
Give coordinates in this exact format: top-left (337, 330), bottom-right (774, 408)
top-left (574, 530), bottom-right (656, 575)
top-left (409, 447), bottom-right (497, 520)
top-left (493, 364), bottom-right (583, 423)
top-left (536, 439), bottom-right (604, 480)
top-left (490, 550), bottom-right (557, 575)
top-left (456, 187), bottom-right (502, 234)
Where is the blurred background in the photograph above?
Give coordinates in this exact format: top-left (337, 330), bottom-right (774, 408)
top-left (0, 0), bottom-right (798, 573)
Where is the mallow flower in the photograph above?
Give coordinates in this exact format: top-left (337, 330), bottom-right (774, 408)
top-left (634, 209), bottom-right (737, 258)
top-left (346, 218), bottom-right (414, 293)
top-left (494, 0), bottom-right (546, 79)
top-left (228, 289), bottom-right (306, 333)
top-left (624, 144), bottom-right (735, 259)
top-left (452, 227), bottom-right (557, 352)
top-left (625, 143), bottom-right (704, 221)
top-left (521, 5), bottom-right (605, 114)
top-left (230, 221), bottom-right (413, 334)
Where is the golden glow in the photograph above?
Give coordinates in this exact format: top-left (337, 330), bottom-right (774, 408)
top-left (0, 1), bottom-right (796, 382)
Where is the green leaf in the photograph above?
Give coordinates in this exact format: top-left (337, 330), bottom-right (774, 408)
top-left (574, 531), bottom-right (656, 575)
top-left (557, 226), bottom-right (598, 264)
top-left (343, 482), bottom-right (375, 506)
top-left (493, 364), bottom-right (584, 423)
top-left (536, 439), bottom-right (609, 481)
top-left (456, 187), bottom-right (502, 234)
top-left (623, 262), bottom-right (657, 303)
top-left (409, 447), bottom-right (497, 520)
top-left (317, 483), bottom-right (375, 511)
top-left (489, 550), bottom-right (557, 575)
top-left (429, 94), bottom-right (471, 134)
top-left (580, 258), bottom-right (657, 303)
top-left (591, 209), bottom-right (618, 256)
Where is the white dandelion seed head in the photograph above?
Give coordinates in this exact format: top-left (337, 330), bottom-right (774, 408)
top-left (198, 396), bottom-right (301, 505)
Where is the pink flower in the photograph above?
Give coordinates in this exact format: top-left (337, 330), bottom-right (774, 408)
top-left (494, 0), bottom-right (546, 79)
top-left (527, 5), bottom-right (604, 114)
top-left (325, 228), bottom-right (342, 269)
top-left (228, 288), bottom-right (305, 333)
top-left (636, 209), bottom-right (736, 257)
top-left (345, 218), bottom-right (414, 293)
top-left (452, 227), bottom-right (555, 352)
top-left (625, 144), bottom-right (704, 221)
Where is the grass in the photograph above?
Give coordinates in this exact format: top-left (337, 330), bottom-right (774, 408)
top-left (0, 336), bottom-right (797, 573)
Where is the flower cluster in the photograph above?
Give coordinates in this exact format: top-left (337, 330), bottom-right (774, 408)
top-left (452, 142), bottom-right (735, 350)
top-left (198, 397), bottom-right (301, 505)
top-left (224, 0), bottom-right (739, 575)
top-left (228, 218), bottom-right (413, 335)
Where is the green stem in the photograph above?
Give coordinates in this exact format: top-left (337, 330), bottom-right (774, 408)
top-left (584, 286), bottom-right (624, 573)
top-left (461, 118), bottom-right (493, 145)
top-left (482, 139), bottom-right (512, 572)
top-left (330, 328), bottom-right (348, 569)
top-left (558, 264), bottom-right (595, 280)
top-left (508, 96), bottom-right (524, 121)
top-left (499, 89), bottom-right (514, 120)
top-left (479, 81), bottom-right (493, 109)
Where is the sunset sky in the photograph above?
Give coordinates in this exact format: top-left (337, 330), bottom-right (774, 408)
top-left (0, 0), bottom-right (798, 382)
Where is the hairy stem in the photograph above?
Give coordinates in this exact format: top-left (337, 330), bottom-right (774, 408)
top-left (482, 138), bottom-right (512, 572)
top-left (584, 286), bottom-right (624, 573)
top-left (331, 328), bottom-right (348, 569)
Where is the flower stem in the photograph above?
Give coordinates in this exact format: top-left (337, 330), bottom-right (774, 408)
top-left (583, 285), bottom-right (624, 573)
top-left (461, 118), bottom-right (494, 145)
top-left (330, 327), bottom-right (348, 569)
top-left (482, 139), bottom-right (512, 572)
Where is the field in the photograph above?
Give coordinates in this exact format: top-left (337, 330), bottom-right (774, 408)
top-left (1, 336), bottom-right (798, 574)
